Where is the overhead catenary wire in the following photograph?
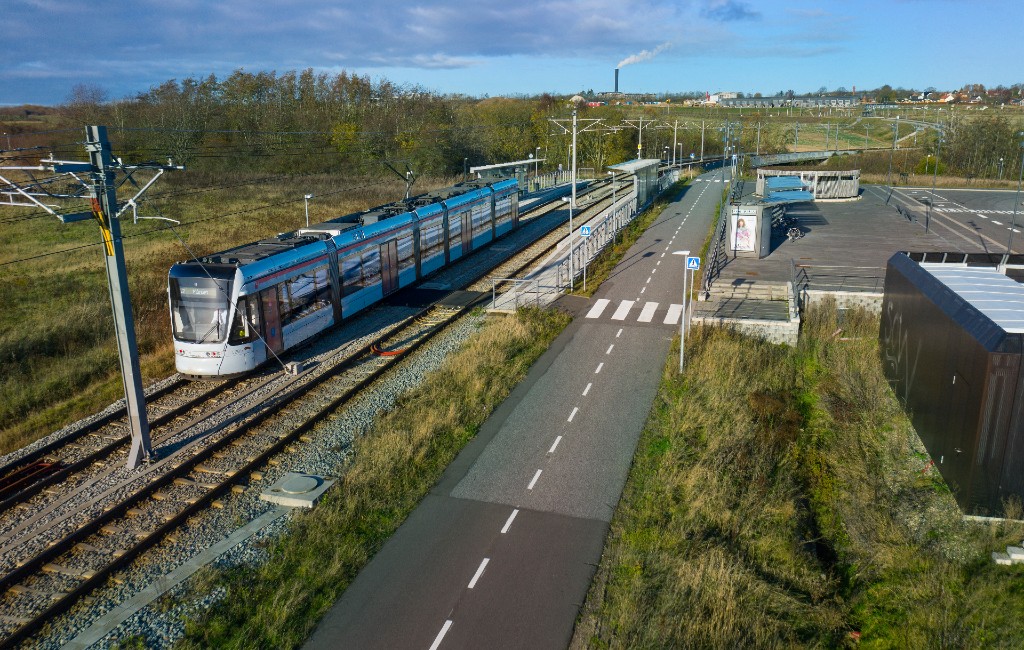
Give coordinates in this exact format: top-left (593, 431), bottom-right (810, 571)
top-left (0, 179), bottom-right (393, 268)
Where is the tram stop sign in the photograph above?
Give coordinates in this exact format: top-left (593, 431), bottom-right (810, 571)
top-left (580, 225), bottom-right (591, 238)
top-left (686, 256), bottom-right (701, 270)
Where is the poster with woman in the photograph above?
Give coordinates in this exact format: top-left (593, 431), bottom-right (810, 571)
top-left (731, 212), bottom-right (755, 252)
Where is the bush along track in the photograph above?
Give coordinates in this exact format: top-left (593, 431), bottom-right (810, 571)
top-left (178, 307), bottom-right (570, 649)
top-left (574, 301), bottom-right (1024, 649)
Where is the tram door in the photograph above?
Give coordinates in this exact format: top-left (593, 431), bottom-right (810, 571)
top-left (259, 287), bottom-right (284, 356)
top-left (380, 240), bottom-right (399, 295)
top-left (461, 212), bottom-right (472, 253)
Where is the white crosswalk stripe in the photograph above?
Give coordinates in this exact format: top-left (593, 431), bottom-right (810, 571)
top-left (637, 302), bottom-right (659, 322)
top-left (586, 298), bottom-right (610, 319)
top-left (584, 299), bottom-right (684, 325)
top-left (611, 300), bottom-right (635, 320)
top-left (663, 304), bottom-right (683, 325)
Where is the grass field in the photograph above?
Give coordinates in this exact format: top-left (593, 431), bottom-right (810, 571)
top-left (0, 173), bottom-right (453, 454)
top-left (574, 303), bottom-right (1024, 648)
top-left (173, 307), bottom-right (570, 649)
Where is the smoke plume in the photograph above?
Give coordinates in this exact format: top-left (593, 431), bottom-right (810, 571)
top-left (617, 42), bottom-right (671, 68)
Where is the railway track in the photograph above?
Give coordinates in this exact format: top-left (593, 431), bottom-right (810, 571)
top-left (0, 178), bottom-right (623, 647)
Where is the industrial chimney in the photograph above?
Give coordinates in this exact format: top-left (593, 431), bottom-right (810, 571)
top-left (615, 68), bottom-right (619, 93)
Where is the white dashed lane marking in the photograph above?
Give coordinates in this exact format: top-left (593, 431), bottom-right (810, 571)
top-left (500, 509), bottom-right (519, 533)
top-left (527, 469), bottom-right (542, 490)
top-left (467, 558), bottom-right (489, 589)
top-left (429, 621), bottom-right (453, 650)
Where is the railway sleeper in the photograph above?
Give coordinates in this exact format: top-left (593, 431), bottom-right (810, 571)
top-left (7, 584), bottom-right (67, 599)
top-left (41, 564), bottom-right (95, 579)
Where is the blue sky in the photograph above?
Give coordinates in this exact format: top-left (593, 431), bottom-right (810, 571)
top-left (2, 0), bottom-right (1021, 105)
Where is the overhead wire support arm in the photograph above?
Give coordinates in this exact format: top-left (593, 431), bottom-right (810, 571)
top-left (0, 126), bottom-right (184, 469)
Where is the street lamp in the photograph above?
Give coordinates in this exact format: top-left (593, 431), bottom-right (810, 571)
top-left (926, 135), bottom-right (944, 234)
top-left (304, 193), bottom-right (313, 227)
top-left (535, 146), bottom-right (541, 177)
top-left (664, 145), bottom-right (669, 164)
top-left (999, 157), bottom-right (1005, 181)
top-left (1007, 134), bottom-right (1024, 254)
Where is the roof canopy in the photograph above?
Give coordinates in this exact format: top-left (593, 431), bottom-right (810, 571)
top-left (762, 190), bottom-right (814, 204)
top-left (765, 176), bottom-right (805, 191)
top-left (608, 158), bottom-right (661, 173)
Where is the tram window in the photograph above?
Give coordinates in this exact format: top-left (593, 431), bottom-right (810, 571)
top-left (449, 215), bottom-right (461, 238)
top-left (169, 277), bottom-right (232, 343)
top-left (397, 234), bottom-right (415, 270)
top-left (280, 265), bottom-right (330, 325)
top-left (362, 249), bottom-right (381, 283)
top-left (341, 253), bottom-right (364, 296)
top-left (421, 221), bottom-right (443, 257)
top-left (472, 204), bottom-right (490, 234)
top-left (229, 294), bottom-right (260, 344)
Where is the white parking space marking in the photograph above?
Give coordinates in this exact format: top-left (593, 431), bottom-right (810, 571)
top-left (611, 300), bottom-right (634, 320)
top-left (664, 304), bottom-right (683, 325)
top-left (500, 509), bottom-right (519, 533)
top-left (638, 302), bottom-right (659, 322)
top-left (993, 221), bottom-right (1004, 225)
top-left (429, 621), bottom-right (453, 650)
top-left (527, 469), bottom-right (542, 490)
top-left (586, 299), bottom-right (610, 319)
top-left (467, 558), bottom-right (490, 589)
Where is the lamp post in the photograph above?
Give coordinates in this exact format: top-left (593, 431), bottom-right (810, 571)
top-left (926, 136), bottom-right (944, 234)
top-left (304, 193), bottom-right (313, 227)
top-left (664, 145), bottom-right (669, 164)
top-left (887, 123), bottom-right (898, 185)
top-left (1007, 134), bottom-right (1024, 254)
top-left (999, 157), bottom-right (1005, 181)
top-left (535, 146), bottom-right (541, 178)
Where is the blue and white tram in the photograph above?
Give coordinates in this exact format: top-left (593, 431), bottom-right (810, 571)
top-left (168, 178), bottom-right (519, 378)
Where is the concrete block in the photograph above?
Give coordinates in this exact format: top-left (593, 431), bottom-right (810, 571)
top-left (260, 472), bottom-right (335, 509)
top-left (1007, 546), bottom-right (1024, 562)
top-left (993, 551), bottom-right (1013, 566)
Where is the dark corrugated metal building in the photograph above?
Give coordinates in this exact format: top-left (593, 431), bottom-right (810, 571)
top-left (881, 252), bottom-right (1024, 515)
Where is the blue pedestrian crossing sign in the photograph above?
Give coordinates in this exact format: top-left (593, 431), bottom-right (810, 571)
top-left (686, 256), bottom-right (701, 270)
top-left (580, 225), bottom-right (591, 238)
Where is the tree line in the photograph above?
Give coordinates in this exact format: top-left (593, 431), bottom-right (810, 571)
top-left (44, 69), bottom-right (799, 182)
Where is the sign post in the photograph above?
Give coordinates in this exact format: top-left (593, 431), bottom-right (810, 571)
top-left (580, 225), bottom-right (591, 291)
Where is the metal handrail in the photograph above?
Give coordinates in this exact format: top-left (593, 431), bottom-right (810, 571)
top-left (700, 200), bottom-right (730, 300)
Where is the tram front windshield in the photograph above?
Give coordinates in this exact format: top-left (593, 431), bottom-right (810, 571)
top-left (169, 277), bottom-right (233, 343)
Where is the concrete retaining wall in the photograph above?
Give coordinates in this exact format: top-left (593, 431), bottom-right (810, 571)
top-left (692, 316), bottom-right (800, 346)
top-left (802, 290), bottom-right (883, 314)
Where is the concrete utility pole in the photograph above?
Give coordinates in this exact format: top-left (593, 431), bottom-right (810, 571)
top-left (549, 111), bottom-right (604, 290)
top-left (623, 117), bottom-right (653, 159)
top-left (671, 120), bottom-right (679, 166)
top-left (700, 120), bottom-right (705, 161)
top-left (2, 126), bottom-right (182, 469)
